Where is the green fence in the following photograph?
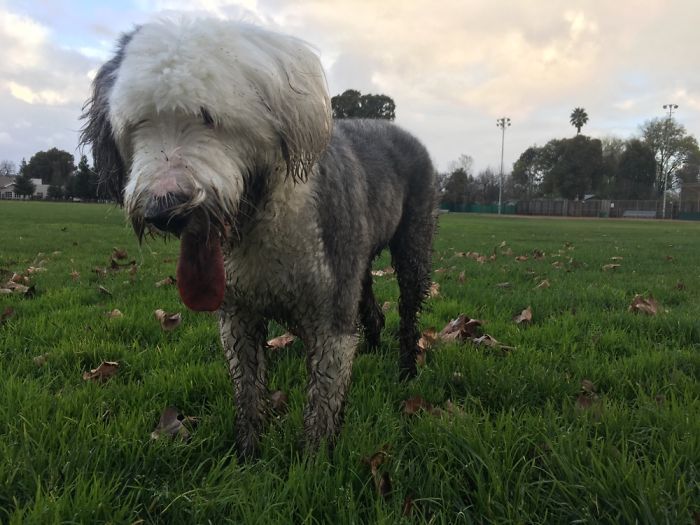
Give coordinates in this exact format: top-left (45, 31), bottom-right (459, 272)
top-left (442, 203), bottom-right (516, 214)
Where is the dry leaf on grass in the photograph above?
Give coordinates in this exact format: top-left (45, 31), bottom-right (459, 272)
top-left (70, 270), bottom-right (80, 281)
top-left (382, 301), bottom-right (392, 312)
top-left (112, 248), bottom-right (128, 260)
top-left (154, 309), bottom-right (182, 331)
top-left (155, 276), bottom-right (176, 287)
top-left (496, 282), bottom-right (511, 289)
top-left (270, 390), bottom-right (288, 414)
top-left (602, 264), bottom-right (621, 271)
top-left (371, 267), bottom-right (395, 277)
top-left (515, 255), bottom-right (529, 262)
top-left (106, 309), bottom-right (123, 319)
top-left (1, 306), bottom-right (15, 325)
top-left (83, 361), bottom-right (119, 382)
top-left (427, 282), bottom-right (440, 298)
top-left (402, 396), bottom-right (436, 416)
top-left (532, 249), bottom-right (545, 259)
top-left (611, 256), bottom-right (623, 261)
top-left (151, 406), bottom-right (198, 440)
top-left (628, 295), bottom-right (659, 316)
top-left (473, 334), bottom-right (516, 352)
top-left (362, 447), bottom-right (392, 500)
top-left (98, 285), bottom-right (112, 296)
top-left (33, 353), bottom-right (49, 367)
top-left (513, 306), bottom-right (533, 325)
top-left (439, 314), bottom-right (483, 341)
top-left (534, 279), bottom-right (550, 289)
top-left (93, 266), bottom-right (108, 277)
top-left (458, 271), bottom-right (466, 283)
top-left (267, 333), bottom-right (296, 349)
top-left (575, 379), bottom-right (601, 411)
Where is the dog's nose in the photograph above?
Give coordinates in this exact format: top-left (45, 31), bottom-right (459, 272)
top-left (143, 193), bottom-right (190, 235)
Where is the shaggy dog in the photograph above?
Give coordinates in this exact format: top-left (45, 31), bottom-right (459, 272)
top-left (82, 18), bottom-right (437, 456)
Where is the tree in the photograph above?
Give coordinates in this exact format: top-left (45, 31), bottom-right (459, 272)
top-left (512, 147), bottom-right (542, 198)
top-left (641, 118), bottom-right (700, 196)
top-left (569, 107), bottom-right (589, 135)
top-left (599, 136), bottom-right (625, 197)
top-left (614, 139), bottom-right (656, 199)
top-left (447, 154), bottom-right (474, 176)
top-left (0, 160), bottom-right (16, 177)
top-left (73, 155), bottom-right (96, 200)
top-left (331, 90), bottom-right (396, 120)
top-left (13, 171), bottom-right (36, 198)
top-left (24, 148), bottom-right (75, 186)
top-left (549, 135), bottom-right (603, 199)
top-left (442, 168), bottom-right (476, 208)
top-left (475, 168), bottom-right (500, 204)
top-left (47, 184), bottom-right (64, 200)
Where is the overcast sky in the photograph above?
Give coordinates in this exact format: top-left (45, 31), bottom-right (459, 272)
top-left (1, 0), bottom-right (699, 175)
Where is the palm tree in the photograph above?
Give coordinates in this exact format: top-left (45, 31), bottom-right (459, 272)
top-left (570, 107), bottom-right (589, 135)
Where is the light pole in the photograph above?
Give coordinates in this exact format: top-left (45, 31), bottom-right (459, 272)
top-left (496, 117), bottom-right (511, 215)
top-left (660, 103), bottom-right (678, 219)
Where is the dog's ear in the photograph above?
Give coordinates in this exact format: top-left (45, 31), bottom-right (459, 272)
top-left (80, 31), bottom-right (136, 205)
top-left (265, 39), bottom-right (332, 184)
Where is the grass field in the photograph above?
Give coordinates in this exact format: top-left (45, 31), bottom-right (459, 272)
top-left (1, 200), bottom-right (699, 524)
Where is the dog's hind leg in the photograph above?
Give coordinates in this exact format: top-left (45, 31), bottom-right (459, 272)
top-left (390, 216), bottom-right (434, 380)
top-left (219, 307), bottom-right (268, 458)
top-left (303, 331), bottom-right (358, 449)
top-left (359, 270), bottom-right (385, 350)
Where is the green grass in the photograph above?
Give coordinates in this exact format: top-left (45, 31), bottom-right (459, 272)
top-left (1, 200), bottom-right (699, 524)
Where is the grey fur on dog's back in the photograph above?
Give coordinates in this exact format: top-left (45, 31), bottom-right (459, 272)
top-left (314, 119), bottom-right (436, 331)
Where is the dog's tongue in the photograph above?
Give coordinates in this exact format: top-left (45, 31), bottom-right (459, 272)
top-left (176, 232), bottom-right (225, 311)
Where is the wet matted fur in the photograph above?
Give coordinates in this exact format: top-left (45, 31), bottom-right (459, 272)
top-left (82, 18), bottom-right (437, 456)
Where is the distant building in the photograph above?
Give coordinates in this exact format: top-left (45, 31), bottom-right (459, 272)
top-left (0, 176), bottom-right (51, 199)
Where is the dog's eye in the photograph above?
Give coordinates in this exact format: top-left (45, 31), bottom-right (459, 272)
top-left (201, 107), bottom-right (215, 129)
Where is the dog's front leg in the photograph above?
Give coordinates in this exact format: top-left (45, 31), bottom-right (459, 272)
top-left (219, 307), bottom-right (268, 458)
top-left (303, 332), bottom-right (358, 450)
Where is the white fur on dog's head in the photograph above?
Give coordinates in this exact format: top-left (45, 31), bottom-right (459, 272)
top-left (82, 18), bottom-right (331, 231)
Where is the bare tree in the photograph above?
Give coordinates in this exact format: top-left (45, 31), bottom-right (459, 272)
top-left (0, 160), bottom-right (16, 177)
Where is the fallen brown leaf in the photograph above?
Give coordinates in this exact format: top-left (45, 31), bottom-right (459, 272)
top-left (151, 406), bottom-right (194, 440)
top-left (381, 301), bottom-right (392, 312)
top-left (154, 309), bottom-right (182, 331)
top-left (513, 306), bottom-right (533, 325)
top-left (83, 361), bottom-right (119, 382)
top-left (628, 295), bottom-right (659, 316)
top-left (112, 248), bottom-right (128, 260)
top-left (267, 332), bottom-right (296, 349)
top-left (602, 264), bottom-right (621, 271)
top-left (106, 309), bottom-right (123, 319)
top-left (270, 390), bottom-right (288, 413)
top-left (1, 306), bottom-right (15, 325)
top-left (515, 255), bottom-right (529, 262)
top-left (534, 279), bottom-right (550, 289)
top-left (70, 270), bottom-right (80, 281)
top-left (418, 328), bottom-right (438, 351)
top-left (438, 314), bottom-right (483, 341)
top-left (427, 282), bottom-right (440, 298)
top-left (155, 276), bottom-right (176, 287)
top-left (473, 334), bottom-right (516, 352)
top-left (33, 353), bottom-right (50, 367)
top-left (403, 396), bottom-right (434, 416)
